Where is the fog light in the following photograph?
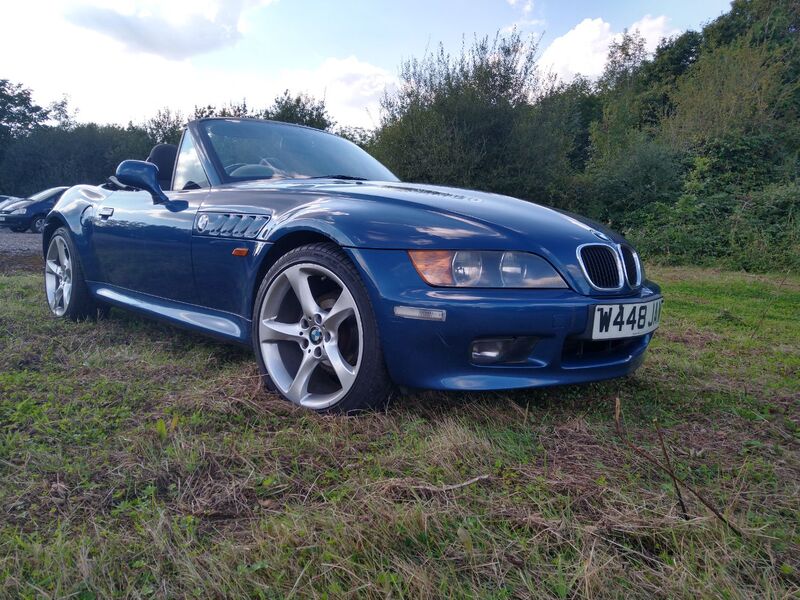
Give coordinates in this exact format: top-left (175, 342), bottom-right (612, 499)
top-left (470, 337), bottom-right (538, 365)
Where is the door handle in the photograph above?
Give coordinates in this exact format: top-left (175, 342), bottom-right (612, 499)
top-left (98, 206), bottom-right (114, 219)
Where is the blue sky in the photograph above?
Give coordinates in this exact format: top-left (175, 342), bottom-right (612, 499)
top-left (220, 0), bottom-right (729, 69)
top-left (1, 0), bottom-right (733, 128)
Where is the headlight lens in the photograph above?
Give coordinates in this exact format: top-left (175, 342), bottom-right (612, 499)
top-left (409, 250), bottom-right (568, 288)
top-left (452, 251), bottom-right (483, 286)
top-left (10, 208), bottom-right (27, 215)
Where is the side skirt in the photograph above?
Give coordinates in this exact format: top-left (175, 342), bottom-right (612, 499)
top-left (88, 282), bottom-right (251, 345)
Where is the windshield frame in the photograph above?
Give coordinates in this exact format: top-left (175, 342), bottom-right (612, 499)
top-left (191, 118), bottom-right (398, 185)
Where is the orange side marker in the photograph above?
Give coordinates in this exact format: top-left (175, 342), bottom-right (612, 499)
top-left (232, 248), bottom-right (249, 257)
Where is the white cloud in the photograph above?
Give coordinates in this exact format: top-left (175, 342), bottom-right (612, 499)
top-left (65, 0), bottom-right (277, 59)
top-left (502, 0), bottom-right (542, 33)
top-left (0, 0), bottom-right (393, 128)
top-left (501, 18), bottom-right (545, 34)
top-left (268, 57), bottom-right (396, 128)
top-left (538, 18), bottom-right (615, 80)
top-left (630, 14), bottom-right (678, 52)
top-left (507, 0), bottom-right (534, 9)
top-left (539, 14), bottom-right (678, 81)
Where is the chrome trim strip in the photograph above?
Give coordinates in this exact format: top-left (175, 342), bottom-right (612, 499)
top-left (576, 243), bottom-right (625, 291)
top-left (193, 212), bottom-right (270, 239)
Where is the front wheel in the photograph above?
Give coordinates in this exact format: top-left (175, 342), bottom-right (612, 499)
top-left (252, 243), bottom-right (392, 413)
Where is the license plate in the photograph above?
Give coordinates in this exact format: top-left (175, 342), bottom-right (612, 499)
top-left (591, 298), bottom-right (662, 340)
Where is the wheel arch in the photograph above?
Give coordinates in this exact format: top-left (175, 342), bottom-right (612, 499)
top-left (42, 212), bottom-right (70, 256)
top-left (251, 229), bottom-right (341, 312)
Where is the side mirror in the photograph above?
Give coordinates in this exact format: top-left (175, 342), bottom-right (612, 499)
top-left (115, 160), bottom-right (169, 203)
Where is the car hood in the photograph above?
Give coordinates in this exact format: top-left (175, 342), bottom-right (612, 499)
top-left (208, 179), bottom-right (636, 295)
top-left (0, 197), bottom-right (23, 211)
top-left (0, 199), bottom-right (32, 212)
top-left (223, 179), bottom-right (625, 249)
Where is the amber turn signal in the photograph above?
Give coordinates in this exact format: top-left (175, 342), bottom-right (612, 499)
top-left (232, 247), bottom-right (249, 257)
top-left (408, 250), bottom-right (455, 286)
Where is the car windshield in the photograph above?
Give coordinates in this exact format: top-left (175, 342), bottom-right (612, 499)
top-left (198, 119), bottom-right (399, 183)
top-left (28, 187), bottom-right (62, 202)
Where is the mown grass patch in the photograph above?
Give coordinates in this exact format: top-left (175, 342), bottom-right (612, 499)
top-left (1, 266), bottom-right (798, 598)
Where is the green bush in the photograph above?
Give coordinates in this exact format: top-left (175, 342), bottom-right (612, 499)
top-left (579, 134), bottom-right (684, 225)
top-left (627, 183), bottom-right (799, 271)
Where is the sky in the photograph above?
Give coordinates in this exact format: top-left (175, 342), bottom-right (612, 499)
top-left (1, 0), bottom-right (733, 129)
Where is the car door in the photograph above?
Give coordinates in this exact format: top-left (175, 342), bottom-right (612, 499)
top-left (91, 131), bottom-right (210, 303)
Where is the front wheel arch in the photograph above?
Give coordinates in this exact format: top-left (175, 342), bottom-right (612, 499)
top-left (42, 214), bottom-right (69, 256)
top-left (251, 230), bottom-right (339, 313)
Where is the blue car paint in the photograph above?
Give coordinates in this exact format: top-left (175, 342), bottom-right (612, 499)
top-left (347, 247), bottom-right (660, 390)
top-left (45, 118), bottom-right (660, 391)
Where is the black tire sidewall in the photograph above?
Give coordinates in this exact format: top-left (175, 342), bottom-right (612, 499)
top-left (252, 243), bottom-right (391, 413)
top-left (46, 227), bottom-right (97, 321)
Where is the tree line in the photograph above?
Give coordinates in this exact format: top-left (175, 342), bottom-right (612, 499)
top-left (0, 0), bottom-right (796, 271)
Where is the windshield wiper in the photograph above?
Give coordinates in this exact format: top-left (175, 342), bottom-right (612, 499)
top-left (306, 174), bottom-right (368, 181)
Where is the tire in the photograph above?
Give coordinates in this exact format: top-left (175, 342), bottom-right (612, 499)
top-left (44, 227), bottom-right (103, 321)
top-left (30, 214), bottom-right (47, 234)
top-left (252, 242), bottom-right (392, 413)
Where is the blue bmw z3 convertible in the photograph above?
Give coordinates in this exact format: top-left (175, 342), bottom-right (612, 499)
top-left (43, 117), bottom-right (662, 412)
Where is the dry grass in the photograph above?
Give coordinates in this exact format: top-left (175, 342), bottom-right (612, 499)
top-left (0, 262), bottom-right (798, 598)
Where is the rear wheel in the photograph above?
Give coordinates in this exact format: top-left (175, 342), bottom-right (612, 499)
top-left (30, 214), bottom-right (46, 233)
top-left (252, 243), bottom-right (392, 413)
top-left (45, 228), bottom-right (103, 320)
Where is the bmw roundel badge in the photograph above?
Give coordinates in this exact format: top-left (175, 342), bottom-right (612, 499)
top-left (592, 230), bottom-right (611, 241)
top-left (197, 214), bottom-right (209, 232)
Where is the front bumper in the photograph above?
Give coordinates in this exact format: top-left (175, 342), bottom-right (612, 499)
top-left (0, 214), bottom-right (30, 229)
top-left (349, 248), bottom-right (661, 391)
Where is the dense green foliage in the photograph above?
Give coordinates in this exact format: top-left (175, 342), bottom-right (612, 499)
top-left (192, 89), bottom-right (336, 131)
top-left (370, 0), bottom-right (799, 271)
top-left (0, 92), bottom-right (336, 196)
top-left (0, 0), bottom-right (796, 270)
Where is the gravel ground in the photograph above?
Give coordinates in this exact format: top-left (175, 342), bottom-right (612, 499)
top-left (0, 228), bottom-right (42, 255)
top-left (0, 229), bottom-right (43, 273)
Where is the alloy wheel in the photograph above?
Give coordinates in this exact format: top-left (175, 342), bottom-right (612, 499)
top-left (258, 262), bottom-right (363, 409)
top-left (45, 236), bottom-right (73, 317)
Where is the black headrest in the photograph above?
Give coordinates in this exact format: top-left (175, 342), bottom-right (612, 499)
top-left (146, 144), bottom-right (178, 189)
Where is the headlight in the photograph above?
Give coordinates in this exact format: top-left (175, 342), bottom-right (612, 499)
top-left (10, 208), bottom-right (27, 215)
top-left (408, 250), bottom-right (568, 288)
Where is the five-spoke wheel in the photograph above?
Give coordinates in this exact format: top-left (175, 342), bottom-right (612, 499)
top-left (253, 243), bottom-right (391, 413)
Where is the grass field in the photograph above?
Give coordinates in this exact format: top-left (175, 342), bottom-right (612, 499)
top-left (1, 261), bottom-right (798, 599)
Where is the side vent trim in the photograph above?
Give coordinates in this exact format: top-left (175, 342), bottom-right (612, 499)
top-left (194, 213), bottom-right (270, 239)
